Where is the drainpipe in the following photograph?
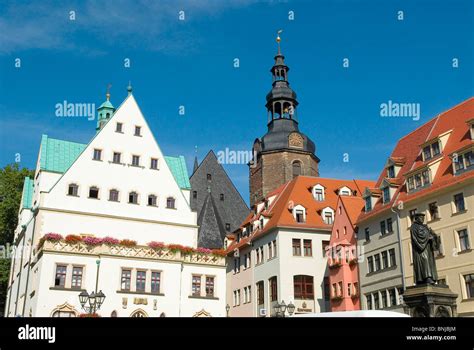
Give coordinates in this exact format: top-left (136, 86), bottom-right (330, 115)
top-left (21, 207), bottom-right (39, 316)
top-left (391, 204), bottom-right (406, 292)
top-left (178, 262), bottom-right (184, 317)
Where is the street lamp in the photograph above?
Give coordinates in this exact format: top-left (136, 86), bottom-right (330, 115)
top-left (226, 304), bottom-right (230, 317)
top-left (78, 290), bottom-right (106, 315)
top-left (274, 300), bottom-right (296, 317)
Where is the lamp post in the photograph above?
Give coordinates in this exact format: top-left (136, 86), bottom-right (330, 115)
top-left (274, 300), bottom-right (296, 317)
top-left (79, 290), bottom-right (106, 315)
top-left (226, 304), bottom-right (230, 317)
top-left (78, 259), bottom-right (105, 315)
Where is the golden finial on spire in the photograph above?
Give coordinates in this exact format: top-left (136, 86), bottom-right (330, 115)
top-left (276, 29), bottom-right (283, 54)
top-left (106, 83), bottom-right (112, 101)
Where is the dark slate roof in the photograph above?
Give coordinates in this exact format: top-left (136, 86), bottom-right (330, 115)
top-left (197, 193), bottom-right (225, 248)
top-left (190, 150), bottom-right (250, 248)
top-left (260, 118), bottom-right (316, 154)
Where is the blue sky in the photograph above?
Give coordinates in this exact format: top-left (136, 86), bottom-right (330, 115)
top-left (0, 0), bottom-right (473, 204)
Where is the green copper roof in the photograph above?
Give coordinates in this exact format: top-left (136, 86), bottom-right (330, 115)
top-left (21, 177), bottom-right (34, 209)
top-left (98, 100), bottom-right (114, 109)
top-left (40, 135), bottom-right (87, 173)
top-left (165, 156), bottom-right (191, 190)
top-left (38, 135), bottom-right (191, 190)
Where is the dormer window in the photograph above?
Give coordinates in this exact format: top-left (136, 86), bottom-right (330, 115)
top-left (322, 207), bottom-right (334, 225)
top-left (365, 197), bottom-right (372, 212)
top-left (313, 184), bottom-right (325, 201)
top-left (407, 169), bottom-right (430, 192)
top-left (382, 187), bottom-right (390, 204)
top-left (422, 141), bottom-right (441, 161)
top-left (453, 150), bottom-right (473, 175)
top-left (293, 205), bottom-right (306, 223)
top-left (295, 210), bottom-right (305, 223)
top-left (339, 186), bottom-right (351, 196)
top-left (387, 166), bottom-right (395, 179)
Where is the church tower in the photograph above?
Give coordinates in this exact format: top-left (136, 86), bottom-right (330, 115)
top-left (249, 32), bottom-right (319, 207)
top-left (96, 85), bottom-right (115, 131)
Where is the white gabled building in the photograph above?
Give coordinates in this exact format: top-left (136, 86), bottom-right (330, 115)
top-left (6, 89), bottom-right (226, 317)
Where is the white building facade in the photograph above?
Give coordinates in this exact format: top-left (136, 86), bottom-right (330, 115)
top-left (5, 92), bottom-right (226, 317)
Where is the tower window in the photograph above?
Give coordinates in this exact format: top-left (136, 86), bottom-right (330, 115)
top-left (116, 122), bottom-right (123, 133)
top-left (134, 126), bottom-right (142, 136)
top-left (193, 191), bottom-right (197, 199)
top-left (220, 193), bottom-right (224, 201)
top-left (89, 186), bottom-right (99, 199)
top-left (207, 174), bottom-right (212, 181)
top-left (225, 223), bottom-right (231, 231)
top-left (292, 161), bottom-right (302, 179)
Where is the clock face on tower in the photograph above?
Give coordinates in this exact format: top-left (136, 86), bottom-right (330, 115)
top-left (288, 132), bottom-right (304, 149)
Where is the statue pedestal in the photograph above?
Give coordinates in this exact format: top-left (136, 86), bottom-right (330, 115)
top-left (403, 284), bottom-right (458, 317)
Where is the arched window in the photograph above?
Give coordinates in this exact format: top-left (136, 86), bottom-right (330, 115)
top-left (292, 161), bottom-right (302, 179)
top-left (148, 194), bottom-right (157, 206)
top-left (89, 186), bottom-right (99, 199)
top-left (129, 191), bottom-right (138, 204)
top-left (130, 309), bottom-right (148, 317)
top-left (166, 197), bottom-right (176, 209)
top-left (68, 183), bottom-right (79, 196)
top-left (109, 189), bottom-right (119, 202)
top-left (293, 275), bottom-right (314, 300)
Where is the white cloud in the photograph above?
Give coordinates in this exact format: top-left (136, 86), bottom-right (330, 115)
top-left (0, 0), bottom-right (265, 55)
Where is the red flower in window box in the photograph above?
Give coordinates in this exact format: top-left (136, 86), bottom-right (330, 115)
top-left (102, 236), bottom-right (120, 245)
top-left (65, 234), bottom-right (82, 244)
top-left (119, 239), bottom-right (137, 247)
top-left (167, 244), bottom-right (184, 253)
top-left (38, 233), bottom-right (63, 249)
top-left (180, 246), bottom-right (195, 255)
top-left (211, 249), bottom-right (226, 257)
top-left (148, 241), bottom-right (165, 250)
top-left (83, 237), bottom-right (103, 246)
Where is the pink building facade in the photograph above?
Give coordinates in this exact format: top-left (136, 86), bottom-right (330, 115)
top-left (326, 196), bottom-right (367, 311)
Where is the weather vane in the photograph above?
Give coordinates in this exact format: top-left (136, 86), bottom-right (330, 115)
top-left (106, 83), bottom-right (112, 100)
top-left (276, 29), bottom-right (283, 54)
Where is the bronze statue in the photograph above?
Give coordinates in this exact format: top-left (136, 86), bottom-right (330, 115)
top-left (410, 213), bottom-right (440, 285)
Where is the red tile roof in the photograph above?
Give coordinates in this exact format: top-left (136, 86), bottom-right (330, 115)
top-left (226, 176), bottom-right (375, 254)
top-left (357, 97), bottom-right (474, 224)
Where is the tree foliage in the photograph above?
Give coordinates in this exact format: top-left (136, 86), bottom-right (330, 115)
top-left (0, 163), bottom-right (35, 314)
